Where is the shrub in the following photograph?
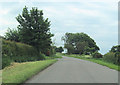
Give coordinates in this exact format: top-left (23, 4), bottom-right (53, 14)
top-left (2, 55), bottom-right (12, 69)
top-left (38, 53), bottom-right (46, 60)
top-left (92, 52), bottom-right (103, 58)
top-left (2, 39), bottom-right (45, 69)
top-left (115, 52), bottom-right (120, 65)
top-left (103, 52), bottom-right (119, 65)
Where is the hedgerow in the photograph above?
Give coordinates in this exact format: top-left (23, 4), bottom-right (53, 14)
top-left (2, 39), bottom-right (45, 69)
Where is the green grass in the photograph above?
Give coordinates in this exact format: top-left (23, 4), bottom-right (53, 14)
top-left (65, 54), bottom-right (119, 71)
top-left (2, 59), bottom-right (57, 84)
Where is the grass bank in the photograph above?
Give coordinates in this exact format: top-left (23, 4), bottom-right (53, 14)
top-left (64, 54), bottom-right (119, 71)
top-left (2, 59), bottom-right (57, 84)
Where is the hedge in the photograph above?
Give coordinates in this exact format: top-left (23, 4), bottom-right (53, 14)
top-left (2, 39), bottom-right (45, 69)
top-left (103, 52), bottom-right (120, 65)
top-left (92, 52), bottom-right (103, 58)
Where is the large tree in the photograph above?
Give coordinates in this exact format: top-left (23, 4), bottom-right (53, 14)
top-left (62, 32), bottom-right (99, 54)
top-left (16, 6), bottom-right (53, 53)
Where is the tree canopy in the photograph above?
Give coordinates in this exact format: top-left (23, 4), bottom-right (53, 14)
top-left (5, 28), bottom-right (20, 42)
top-left (62, 32), bottom-right (99, 54)
top-left (55, 46), bottom-right (64, 53)
top-left (5, 6), bottom-right (54, 54)
top-left (110, 45), bottom-right (120, 52)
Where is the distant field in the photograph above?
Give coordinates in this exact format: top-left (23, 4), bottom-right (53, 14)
top-left (2, 60), bottom-right (57, 84)
top-left (64, 54), bottom-right (119, 71)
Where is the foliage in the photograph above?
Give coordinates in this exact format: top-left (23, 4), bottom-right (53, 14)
top-left (2, 39), bottom-right (45, 69)
top-left (75, 41), bottom-right (88, 54)
top-left (45, 53), bottom-right (62, 60)
top-left (110, 45), bottom-right (120, 52)
top-left (55, 46), bottom-right (64, 53)
top-left (4, 28), bottom-right (20, 42)
top-left (115, 52), bottom-right (120, 65)
top-left (103, 45), bottom-right (120, 65)
top-left (2, 60), bottom-right (57, 84)
top-left (62, 32), bottom-right (99, 54)
top-left (64, 44), bottom-right (74, 54)
top-left (2, 56), bottom-right (12, 69)
top-left (45, 46), bottom-right (56, 56)
top-left (103, 52), bottom-right (119, 65)
top-left (92, 52), bottom-right (103, 58)
top-left (16, 6), bottom-right (53, 54)
top-left (84, 47), bottom-right (96, 55)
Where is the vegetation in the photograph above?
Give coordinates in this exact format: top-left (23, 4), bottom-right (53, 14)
top-left (62, 33), bottom-right (99, 54)
top-left (2, 60), bottom-right (57, 84)
top-left (55, 46), bottom-right (64, 53)
top-left (4, 6), bottom-right (54, 55)
top-left (5, 28), bottom-right (20, 42)
top-left (45, 53), bottom-right (62, 60)
top-left (103, 45), bottom-right (120, 65)
top-left (2, 6), bottom-right (56, 69)
top-left (92, 52), bottom-right (103, 58)
top-left (2, 39), bottom-right (45, 69)
top-left (110, 45), bottom-right (120, 52)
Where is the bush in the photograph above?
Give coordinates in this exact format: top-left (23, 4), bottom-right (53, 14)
top-left (115, 52), bottom-right (120, 65)
top-left (2, 54), bottom-right (12, 69)
top-left (92, 52), bottom-right (103, 58)
top-left (103, 52), bottom-right (119, 64)
top-left (2, 39), bottom-right (45, 69)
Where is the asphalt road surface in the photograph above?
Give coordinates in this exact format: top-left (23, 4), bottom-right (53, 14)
top-left (25, 56), bottom-right (118, 83)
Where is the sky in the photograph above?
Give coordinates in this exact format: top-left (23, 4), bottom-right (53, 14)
top-left (0, 0), bottom-right (119, 54)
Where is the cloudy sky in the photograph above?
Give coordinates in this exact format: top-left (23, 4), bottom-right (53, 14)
top-left (0, 0), bottom-right (118, 54)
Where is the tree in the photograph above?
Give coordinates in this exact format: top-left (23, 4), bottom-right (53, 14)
top-left (110, 45), bottom-right (120, 52)
top-left (55, 46), bottom-right (64, 53)
top-left (62, 32), bottom-right (99, 54)
top-left (64, 44), bottom-right (74, 54)
top-left (16, 6), bottom-right (53, 53)
top-left (110, 45), bottom-right (120, 64)
top-left (4, 28), bottom-right (20, 42)
top-left (75, 41), bottom-right (88, 54)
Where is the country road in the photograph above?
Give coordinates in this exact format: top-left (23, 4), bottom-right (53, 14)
top-left (25, 56), bottom-right (118, 83)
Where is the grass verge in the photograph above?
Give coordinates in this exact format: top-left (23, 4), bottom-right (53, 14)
top-left (65, 54), bottom-right (119, 71)
top-left (2, 59), bottom-right (57, 84)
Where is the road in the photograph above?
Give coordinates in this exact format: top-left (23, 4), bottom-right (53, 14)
top-left (25, 56), bottom-right (118, 83)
